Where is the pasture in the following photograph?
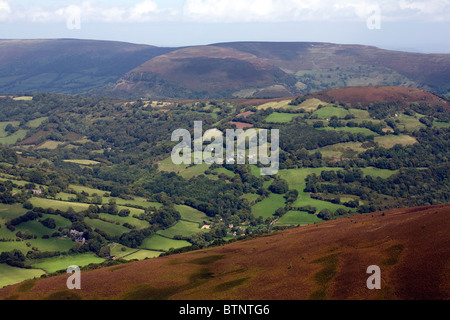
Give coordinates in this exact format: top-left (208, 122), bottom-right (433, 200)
top-left (29, 198), bottom-right (91, 212)
top-left (251, 193), bottom-right (286, 219)
top-left (374, 135), bottom-right (417, 148)
top-left (257, 100), bottom-right (291, 110)
top-left (25, 117), bottom-right (48, 128)
top-left (121, 250), bottom-right (162, 261)
top-left (395, 114), bottom-right (426, 131)
top-left (63, 160), bottom-right (101, 165)
top-left (276, 211), bottom-right (323, 226)
top-left (175, 205), bottom-right (210, 224)
top-left (312, 142), bottom-right (367, 159)
top-left (0, 264), bottom-right (44, 288)
top-left (264, 112), bottom-right (300, 123)
top-left (317, 126), bottom-right (378, 136)
top-left (295, 98), bottom-right (329, 111)
top-left (157, 220), bottom-right (204, 238)
top-left (31, 253), bottom-right (105, 273)
top-left (313, 106), bottom-right (349, 119)
top-left (140, 234), bottom-right (191, 252)
top-left (85, 218), bottom-right (131, 237)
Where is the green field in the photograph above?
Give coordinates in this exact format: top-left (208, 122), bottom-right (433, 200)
top-left (36, 140), bottom-right (63, 150)
top-left (157, 151), bottom-right (207, 176)
top-left (396, 114), bottom-right (426, 131)
top-left (0, 129), bottom-right (27, 146)
top-left (276, 211), bottom-right (323, 225)
top-left (434, 122), bottom-right (450, 129)
top-left (140, 234), bottom-right (191, 251)
top-left (120, 249), bottom-right (162, 260)
top-left (250, 165), bottom-right (263, 177)
top-left (277, 168), bottom-right (353, 213)
top-left (348, 109), bottom-right (371, 119)
top-left (212, 167), bottom-right (235, 177)
top-left (97, 213), bottom-right (150, 230)
top-left (360, 167), bottom-right (398, 179)
top-left (0, 203), bottom-right (28, 223)
top-left (157, 220), bottom-right (204, 238)
top-left (63, 160), bottom-right (101, 165)
top-left (313, 142), bottom-right (367, 159)
top-left (25, 117), bottom-right (48, 128)
top-left (68, 184), bottom-right (107, 195)
top-left (313, 106), bottom-right (349, 119)
top-left (14, 220), bottom-right (59, 238)
top-left (31, 253), bottom-right (105, 273)
top-left (13, 96), bottom-right (33, 101)
top-left (0, 264), bottom-right (45, 288)
top-left (241, 193), bottom-right (260, 203)
top-left (294, 98), bottom-right (329, 111)
top-left (179, 163), bottom-right (210, 179)
top-left (55, 192), bottom-right (76, 201)
top-left (70, 184), bottom-right (160, 207)
top-left (257, 100), bottom-right (291, 110)
top-left (264, 112), bottom-right (300, 123)
top-left (0, 120), bottom-right (28, 145)
top-left (85, 218), bottom-right (131, 237)
top-left (251, 193), bottom-right (286, 219)
top-left (292, 187), bottom-right (350, 213)
top-left (374, 135), bottom-right (417, 148)
top-left (317, 126), bottom-right (378, 136)
top-left (29, 198), bottom-right (91, 212)
top-left (175, 205), bottom-right (210, 224)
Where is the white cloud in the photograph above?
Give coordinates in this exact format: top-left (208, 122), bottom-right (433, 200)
top-left (183, 0), bottom-right (277, 22)
top-left (129, 1), bottom-right (160, 22)
top-left (0, 0), bottom-right (10, 13)
top-left (0, 0), bottom-right (173, 24)
top-left (0, 0), bottom-right (448, 24)
top-left (182, 0), bottom-right (450, 22)
top-left (0, 0), bottom-right (10, 21)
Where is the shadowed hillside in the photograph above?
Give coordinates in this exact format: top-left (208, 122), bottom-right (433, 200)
top-left (0, 39), bottom-right (174, 94)
top-left (1, 204), bottom-right (448, 300)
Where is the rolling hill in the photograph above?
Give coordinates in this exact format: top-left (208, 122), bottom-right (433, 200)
top-left (308, 86), bottom-right (450, 109)
top-left (107, 41), bottom-right (450, 99)
top-left (0, 204), bottom-right (448, 300)
top-left (110, 45), bottom-right (297, 99)
top-left (1, 39), bottom-right (449, 98)
top-left (0, 39), bottom-right (175, 94)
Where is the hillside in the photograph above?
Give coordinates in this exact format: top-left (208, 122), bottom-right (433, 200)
top-left (308, 86), bottom-right (450, 109)
top-left (0, 87), bottom-right (448, 297)
top-left (1, 39), bottom-right (449, 98)
top-left (0, 39), bottom-right (174, 94)
top-left (111, 45), bottom-right (297, 99)
top-left (0, 204), bottom-right (448, 300)
top-left (108, 41), bottom-right (450, 99)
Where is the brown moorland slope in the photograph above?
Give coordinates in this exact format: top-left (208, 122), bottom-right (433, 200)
top-left (109, 42), bottom-right (450, 99)
top-left (0, 204), bottom-right (449, 300)
top-left (112, 45), bottom-right (297, 99)
top-left (309, 86), bottom-right (450, 109)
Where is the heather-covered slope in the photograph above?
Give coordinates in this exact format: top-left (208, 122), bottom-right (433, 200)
top-left (1, 204), bottom-right (448, 300)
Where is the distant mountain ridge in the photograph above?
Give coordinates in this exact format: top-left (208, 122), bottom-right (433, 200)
top-left (0, 39), bottom-right (175, 94)
top-left (1, 39), bottom-right (449, 98)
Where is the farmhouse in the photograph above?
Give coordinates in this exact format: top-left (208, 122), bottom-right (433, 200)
top-left (70, 229), bottom-right (86, 244)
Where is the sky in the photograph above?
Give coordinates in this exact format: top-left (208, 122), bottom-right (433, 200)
top-left (0, 0), bottom-right (449, 53)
